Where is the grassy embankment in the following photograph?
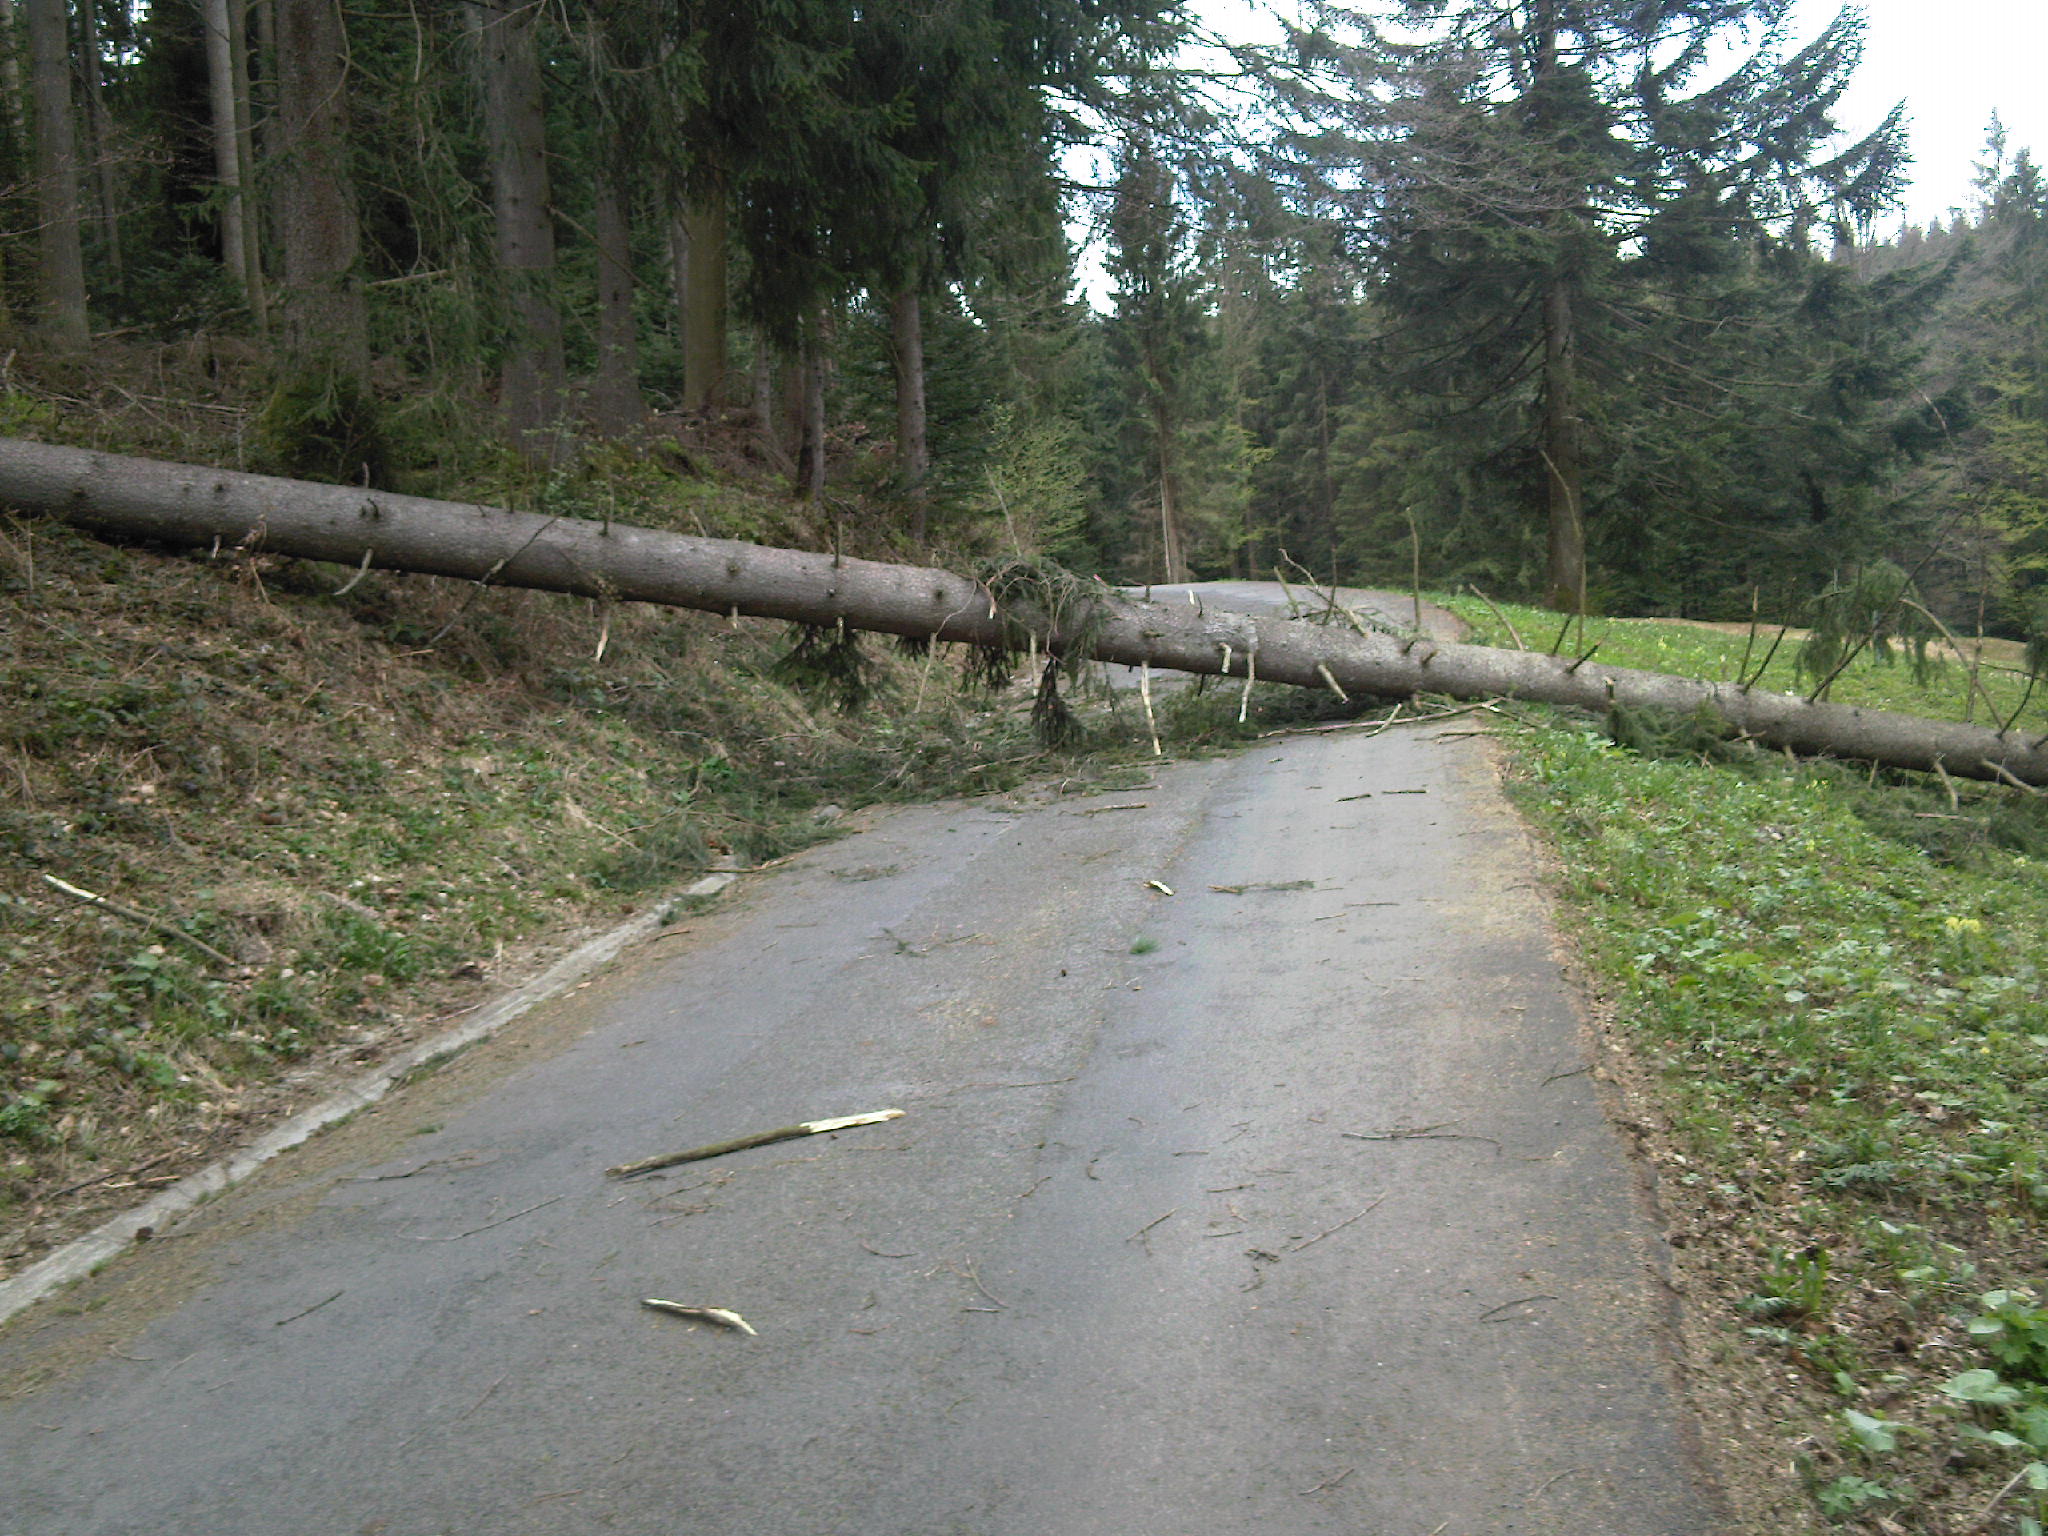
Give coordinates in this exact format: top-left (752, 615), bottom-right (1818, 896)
top-left (1444, 597), bottom-right (2048, 1536)
top-left (0, 379), bottom-right (1324, 1284)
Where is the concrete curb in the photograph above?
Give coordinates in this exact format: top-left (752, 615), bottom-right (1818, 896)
top-left (0, 898), bottom-right (680, 1330)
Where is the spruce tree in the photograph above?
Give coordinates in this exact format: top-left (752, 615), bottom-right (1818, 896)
top-left (1270, 1), bottom-right (1909, 611)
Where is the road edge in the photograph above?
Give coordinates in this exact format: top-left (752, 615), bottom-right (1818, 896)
top-left (0, 894), bottom-right (687, 1330)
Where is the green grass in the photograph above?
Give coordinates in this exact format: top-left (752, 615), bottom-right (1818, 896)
top-left (1451, 598), bottom-right (2047, 728)
top-left (1443, 594), bottom-right (2048, 1533)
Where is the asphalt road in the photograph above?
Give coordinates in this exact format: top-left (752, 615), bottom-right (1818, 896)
top-left (0, 589), bottom-right (1726, 1536)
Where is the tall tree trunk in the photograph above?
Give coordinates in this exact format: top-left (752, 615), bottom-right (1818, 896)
top-left (796, 312), bottom-right (829, 502)
top-left (1316, 366), bottom-right (1335, 579)
top-left (889, 287), bottom-right (929, 540)
top-left (273, 0), bottom-right (366, 379)
top-left (23, 0), bottom-right (86, 349)
top-left (680, 192), bottom-right (728, 414)
top-left (0, 0), bottom-right (24, 149)
top-left (1158, 452), bottom-right (1187, 584)
top-left (666, 209), bottom-right (689, 343)
top-left (468, 0), bottom-right (565, 456)
top-left (73, 0), bottom-right (118, 277)
top-left (751, 338), bottom-right (787, 472)
top-left (1152, 388), bottom-right (1188, 584)
top-left (587, 166), bottom-right (644, 437)
top-left (203, 0), bottom-right (251, 301)
top-left (1532, 0), bottom-right (1586, 615)
top-left (0, 0), bottom-right (24, 337)
top-left (777, 341), bottom-right (805, 459)
top-left (15, 437), bottom-right (2048, 787)
top-left (229, 0), bottom-right (266, 328)
top-left (1540, 270), bottom-right (1585, 614)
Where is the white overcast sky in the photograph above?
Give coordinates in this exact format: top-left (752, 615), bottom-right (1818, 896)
top-left (1789, 0), bottom-right (2048, 230)
top-left (1188, 0), bottom-right (2048, 229)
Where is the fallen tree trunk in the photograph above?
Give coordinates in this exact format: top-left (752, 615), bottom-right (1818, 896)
top-left (4, 437), bottom-right (2045, 785)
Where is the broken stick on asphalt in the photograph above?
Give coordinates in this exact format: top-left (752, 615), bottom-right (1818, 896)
top-left (605, 1109), bottom-right (905, 1179)
top-left (642, 1300), bottom-right (758, 1335)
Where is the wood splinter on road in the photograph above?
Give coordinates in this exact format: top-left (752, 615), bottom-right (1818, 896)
top-left (605, 1109), bottom-right (905, 1178)
top-left (642, 1300), bottom-right (758, 1335)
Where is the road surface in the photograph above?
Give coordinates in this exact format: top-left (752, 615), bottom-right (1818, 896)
top-left (0, 588), bottom-right (1725, 1535)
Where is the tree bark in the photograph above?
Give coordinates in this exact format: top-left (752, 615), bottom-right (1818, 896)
top-left (750, 338), bottom-right (785, 470)
top-left (680, 192), bottom-right (728, 414)
top-left (0, 0), bottom-right (25, 337)
top-left (203, 0), bottom-right (251, 300)
top-left (1533, 1), bottom-right (1586, 615)
top-left (796, 312), bottom-right (829, 501)
top-left (665, 210), bottom-right (688, 343)
top-left (229, 0), bottom-right (266, 329)
top-left (889, 287), bottom-right (929, 539)
top-left (273, 0), bottom-right (366, 378)
top-left (203, 0), bottom-right (266, 321)
top-left (73, 0), bottom-right (119, 277)
top-left (468, 0), bottom-right (565, 456)
top-left (0, 0), bottom-right (25, 151)
top-left (1154, 395), bottom-right (1189, 585)
top-left (1541, 270), bottom-right (1585, 613)
top-left (24, 0), bottom-right (87, 349)
top-left (8, 437), bottom-right (2045, 786)
top-left (587, 166), bottom-right (645, 437)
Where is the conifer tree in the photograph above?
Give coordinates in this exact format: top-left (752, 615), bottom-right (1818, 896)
top-left (24, 0), bottom-right (86, 347)
top-left (1271, 1), bottom-right (1909, 611)
top-left (468, 0), bottom-right (565, 455)
top-left (1106, 131), bottom-right (1205, 583)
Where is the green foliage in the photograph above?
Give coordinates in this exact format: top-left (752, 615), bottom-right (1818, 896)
top-left (1813, 1474), bottom-right (1897, 1520)
top-left (1603, 702), bottom-right (1736, 764)
top-left (587, 817), bottom-right (712, 895)
top-left (255, 369), bottom-right (392, 489)
top-left (1796, 562), bottom-right (1940, 697)
top-left (771, 623), bottom-right (877, 712)
top-left (1260, 2), bottom-right (1924, 614)
top-left (1741, 1246), bottom-right (1832, 1323)
top-left (973, 405), bottom-right (1093, 562)
top-left (1969, 1290), bottom-right (2048, 1385)
top-left (1841, 1408), bottom-right (1907, 1456)
top-left (971, 556), bottom-right (1117, 727)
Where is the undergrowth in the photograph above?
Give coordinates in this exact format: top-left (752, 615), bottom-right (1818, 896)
top-left (1448, 594), bottom-right (2048, 1535)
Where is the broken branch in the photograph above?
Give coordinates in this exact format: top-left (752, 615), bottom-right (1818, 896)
top-left (642, 1300), bottom-right (758, 1335)
top-left (1288, 1196), bottom-right (1387, 1252)
top-left (606, 1109), bottom-right (906, 1178)
top-left (40, 874), bottom-right (240, 969)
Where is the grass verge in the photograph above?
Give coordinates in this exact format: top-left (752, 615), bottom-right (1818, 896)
top-left (1446, 595), bottom-right (2048, 1536)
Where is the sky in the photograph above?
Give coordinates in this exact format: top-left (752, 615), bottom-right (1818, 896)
top-left (1790, 0), bottom-right (2048, 231)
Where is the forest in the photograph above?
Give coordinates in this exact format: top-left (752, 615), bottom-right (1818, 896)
top-left (0, 0), bottom-right (2040, 640)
